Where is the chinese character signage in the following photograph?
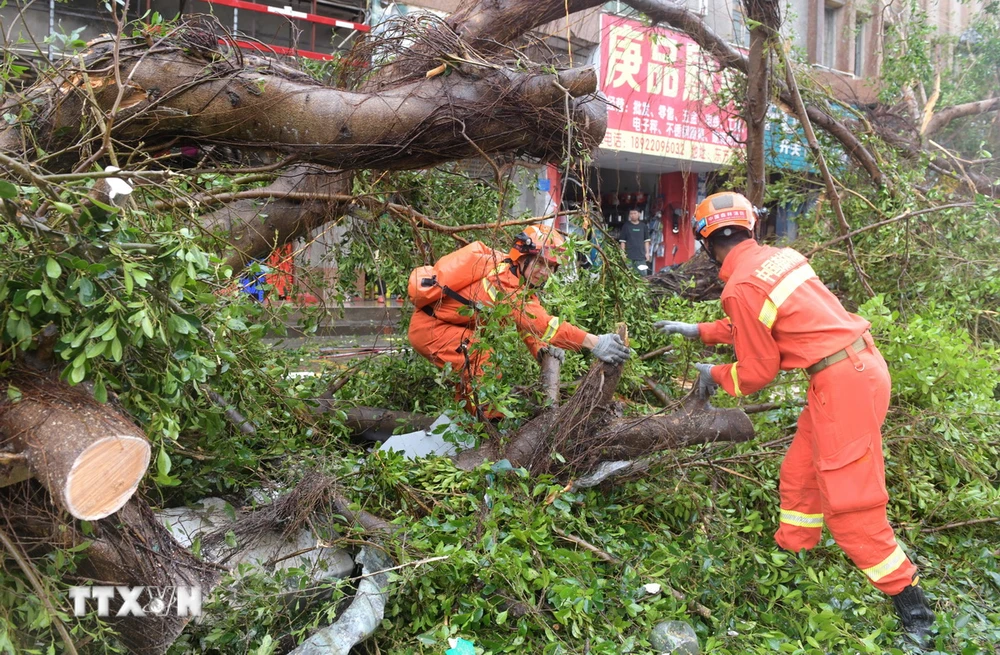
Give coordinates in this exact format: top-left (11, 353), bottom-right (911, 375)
top-left (764, 106), bottom-right (815, 173)
top-left (599, 14), bottom-right (745, 164)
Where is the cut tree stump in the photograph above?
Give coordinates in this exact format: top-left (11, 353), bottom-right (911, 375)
top-left (0, 372), bottom-right (150, 520)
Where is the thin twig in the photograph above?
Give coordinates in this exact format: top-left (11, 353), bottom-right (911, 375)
top-left (351, 555), bottom-right (450, 581)
top-left (697, 461), bottom-right (765, 485)
top-left (740, 401), bottom-right (805, 414)
top-left (803, 202), bottom-right (977, 257)
top-left (0, 452), bottom-right (27, 465)
top-left (152, 188), bottom-right (578, 236)
top-left (204, 388), bottom-right (256, 435)
top-left (639, 345), bottom-right (674, 361)
top-left (921, 517), bottom-right (1000, 534)
top-left (0, 525), bottom-right (80, 655)
top-left (552, 526), bottom-right (618, 563)
top-left (642, 376), bottom-right (671, 406)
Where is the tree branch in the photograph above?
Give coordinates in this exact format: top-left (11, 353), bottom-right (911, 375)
top-left (924, 97), bottom-right (1000, 136)
top-left (803, 202), bottom-right (979, 257)
top-left (779, 47), bottom-right (875, 297)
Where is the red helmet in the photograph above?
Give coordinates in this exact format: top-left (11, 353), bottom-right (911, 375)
top-left (693, 192), bottom-right (757, 239)
top-left (510, 224), bottom-right (566, 264)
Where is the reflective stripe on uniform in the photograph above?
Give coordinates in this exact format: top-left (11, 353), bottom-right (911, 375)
top-left (862, 544), bottom-right (907, 582)
top-left (481, 262), bottom-right (510, 302)
top-left (779, 509), bottom-right (823, 528)
top-left (757, 263), bottom-right (818, 328)
top-left (482, 278), bottom-right (498, 301)
top-left (542, 316), bottom-right (561, 341)
top-left (730, 365), bottom-right (743, 397)
top-left (758, 299), bottom-right (778, 328)
top-left (771, 264), bottom-right (817, 305)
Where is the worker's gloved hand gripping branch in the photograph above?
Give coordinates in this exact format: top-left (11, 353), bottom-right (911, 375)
top-left (588, 333), bottom-right (631, 365)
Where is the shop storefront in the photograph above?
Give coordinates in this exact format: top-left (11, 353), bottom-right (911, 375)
top-left (592, 13), bottom-right (745, 272)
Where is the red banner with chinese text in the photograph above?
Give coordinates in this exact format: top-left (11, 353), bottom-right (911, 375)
top-left (599, 14), bottom-right (745, 165)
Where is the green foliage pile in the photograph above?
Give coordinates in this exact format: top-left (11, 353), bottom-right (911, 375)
top-left (2, 22), bottom-right (1000, 655)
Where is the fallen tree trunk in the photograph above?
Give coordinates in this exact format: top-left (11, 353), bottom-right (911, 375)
top-left (455, 326), bottom-right (756, 477)
top-left (327, 405), bottom-right (435, 440)
top-left (0, 372), bottom-right (150, 520)
top-left (0, 19), bottom-right (604, 173)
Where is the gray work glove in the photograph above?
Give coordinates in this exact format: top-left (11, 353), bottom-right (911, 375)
top-left (591, 333), bottom-right (632, 365)
top-left (654, 320), bottom-right (700, 340)
top-left (537, 346), bottom-right (566, 364)
top-left (694, 362), bottom-right (719, 399)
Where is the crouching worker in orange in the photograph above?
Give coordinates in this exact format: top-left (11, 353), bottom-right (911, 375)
top-left (408, 225), bottom-right (631, 419)
top-left (655, 192), bottom-right (935, 644)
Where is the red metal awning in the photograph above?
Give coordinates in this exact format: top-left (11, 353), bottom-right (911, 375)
top-left (202, 0), bottom-right (369, 32)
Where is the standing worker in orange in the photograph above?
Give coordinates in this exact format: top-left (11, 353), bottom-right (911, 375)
top-left (408, 225), bottom-right (631, 418)
top-left (655, 192), bottom-right (935, 643)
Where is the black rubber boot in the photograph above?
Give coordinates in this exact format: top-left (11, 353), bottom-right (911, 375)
top-left (892, 583), bottom-right (935, 645)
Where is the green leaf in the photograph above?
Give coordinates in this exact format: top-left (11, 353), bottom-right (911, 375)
top-left (156, 447), bottom-right (171, 477)
top-left (93, 379), bottom-right (107, 403)
top-left (45, 257), bottom-right (62, 278)
top-left (88, 197), bottom-right (118, 213)
top-left (169, 314), bottom-right (192, 335)
top-left (110, 337), bottom-right (123, 362)
top-left (52, 201), bottom-right (74, 215)
top-left (69, 362), bottom-right (86, 384)
top-left (0, 180), bottom-right (17, 199)
top-left (15, 317), bottom-right (31, 343)
top-left (84, 340), bottom-right (107, 359)
top-left (131, 269), bottom-right (152, 288)
top-left (170, 270), bottom-right (187, 294)
top-left (90, 316), bottom-right (115, 339)
top-left (6, 385), bottom-right (22, 402)
top-left (70, 326), bottom-right (93, 348)
top-left (141, 315), bottom-right (154, 339)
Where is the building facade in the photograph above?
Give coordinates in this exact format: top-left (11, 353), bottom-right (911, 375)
top-left (1, 0), bottom-right (981, 285)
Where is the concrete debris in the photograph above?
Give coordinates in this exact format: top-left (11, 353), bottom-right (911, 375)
top-left (378, 413), bottom-right (474, 460)
top-left (157, 497), bottom-right (354, 578)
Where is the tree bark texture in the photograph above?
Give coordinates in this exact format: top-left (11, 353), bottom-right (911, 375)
top-left (924, 96), bottom-right (1000, 136)
top-left (199, 165), bottom-right (351, 269)
top-left (0, 373), bottom-right (150, 520)
top-left (741, 0), bottom-right (780, 207)
top-left (539, 351), bottom-right (562, 407)
top-left (0, 27), bottom-right (604, 172)
top-left (454, 326), bottom-right (756, 477)
top-left (1, 485), bottom-right (221, 655)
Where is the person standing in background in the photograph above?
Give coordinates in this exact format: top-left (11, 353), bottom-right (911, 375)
top-left (618, 209), bottom-right (651, 275)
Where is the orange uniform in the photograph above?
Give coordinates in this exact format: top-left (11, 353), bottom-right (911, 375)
top-left (698, 240), bottom-right (917, 595)
top-left (409, 258), bottom-right (587, 415)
